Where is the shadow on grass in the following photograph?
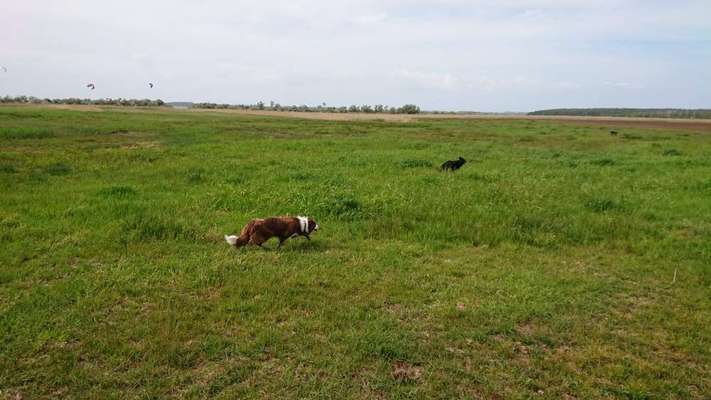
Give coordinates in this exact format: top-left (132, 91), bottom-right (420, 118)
top-left (226, 238), bottom-right (329, 253)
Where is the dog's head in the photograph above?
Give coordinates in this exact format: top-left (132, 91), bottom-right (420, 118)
top-left (458, 156), bottom-right (466, 163)
top-left (307, 217), bottom-right (319, 234)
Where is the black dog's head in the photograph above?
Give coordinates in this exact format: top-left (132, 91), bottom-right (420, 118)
top-left (458, 156), bottom-right (466, 163)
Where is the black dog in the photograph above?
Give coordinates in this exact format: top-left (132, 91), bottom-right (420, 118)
top-left (441, 156), bottom-right (466, 171)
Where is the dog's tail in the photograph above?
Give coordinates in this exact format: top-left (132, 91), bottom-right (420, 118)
top-left (225, 234), bottom-right (250, 248)
top-left (225, 220), bottom-right (259, 248)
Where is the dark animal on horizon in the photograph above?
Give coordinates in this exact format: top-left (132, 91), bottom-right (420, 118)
top-left (225, 216), bottom-right (319, 249)
top-left (610, 130), bottom-right (618, 135)
top-left (440, 157), bottom-right (467, 171)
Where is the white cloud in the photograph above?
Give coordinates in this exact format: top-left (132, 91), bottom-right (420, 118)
top-left (351, 13), bottom-right (389, 25)
top-left (397, 70), bottom-right (460, 90)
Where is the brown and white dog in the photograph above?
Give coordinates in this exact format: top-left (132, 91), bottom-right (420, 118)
top-left (225, 216), bottom-right (319, 249)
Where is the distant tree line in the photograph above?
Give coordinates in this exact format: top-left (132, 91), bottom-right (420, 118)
top-left (0, 96), bottom-right (165, 107)
top-left (192, 101), bottom-right (421, 114)
top-left (529, 108), bottom-right (711, 119)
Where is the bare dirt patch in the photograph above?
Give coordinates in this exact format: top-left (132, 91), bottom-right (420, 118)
top-left (391, 361), bottom-right (423, 382)
top-left (77, 131), bottom-right (162, 150)
top-left (43, 104), bottom-right (104, 112)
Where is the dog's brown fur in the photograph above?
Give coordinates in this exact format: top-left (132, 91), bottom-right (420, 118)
top-left (226, 216), bottom-right (319, 248)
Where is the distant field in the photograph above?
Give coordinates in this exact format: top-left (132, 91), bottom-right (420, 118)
top-left (1, 105), bottom-right (710, 399)
top-left (187, 107), bottom-right (711, 132)
top-left (529, 108), bottom-right (711, 120)
top-left (21, 103), bottom-right (711, 131)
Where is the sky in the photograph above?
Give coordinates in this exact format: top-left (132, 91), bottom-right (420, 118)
top-left (1, 0), bottom-right (710, 111)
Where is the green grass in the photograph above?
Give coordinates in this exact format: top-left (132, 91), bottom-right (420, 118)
top-left (1, 105), bottom-right (710, 399)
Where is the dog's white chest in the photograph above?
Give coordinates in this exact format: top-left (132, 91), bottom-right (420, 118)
top-left (297, 216), bottom-right (308, 234)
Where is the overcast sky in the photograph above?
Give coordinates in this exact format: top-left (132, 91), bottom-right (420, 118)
top-left (1, 0), bottom-right (709, 111)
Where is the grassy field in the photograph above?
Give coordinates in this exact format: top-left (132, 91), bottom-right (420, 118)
top-left (1, 105), bottom-right (710, 399)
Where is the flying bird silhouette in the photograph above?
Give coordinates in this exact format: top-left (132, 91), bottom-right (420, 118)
top-left (86, 83), bottom-right (95, 90)
top-left (149, 82), bottom-right (154, 88)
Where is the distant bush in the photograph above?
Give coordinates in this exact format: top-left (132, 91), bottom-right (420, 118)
top-left (191, 101), bottom-right (421, 114)
top-left (398, 104), bottom-right (421, 114)
top-left (1, 94), bottom-right (421, 114)
top-left (0, 96), bottom-right (165, 107)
